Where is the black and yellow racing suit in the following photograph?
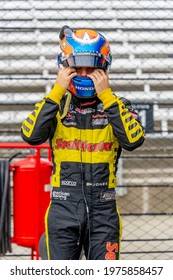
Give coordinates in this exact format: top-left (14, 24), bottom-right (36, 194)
top-left (21, 84), bottom-right (145, 260)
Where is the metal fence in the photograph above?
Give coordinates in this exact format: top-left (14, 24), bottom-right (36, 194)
top-left (0, 0), bottom-right (173, 260)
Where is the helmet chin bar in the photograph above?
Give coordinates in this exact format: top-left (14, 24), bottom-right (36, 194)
top-left (68, 76), bottom-right (96, 98)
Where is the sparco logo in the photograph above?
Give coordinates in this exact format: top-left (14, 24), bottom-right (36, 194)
top-left (55, 138), bottom-right (113, 152)
top-left (61, 180), bottom-right (77, 186)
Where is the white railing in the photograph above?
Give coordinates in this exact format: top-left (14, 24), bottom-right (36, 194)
top-left (0, 31), bottom-right (173, 43)
top-left (0, 0), bottom-right (173, 10)
top-left (1, 43), bottom-right (173, 57)
top-left (1, 9), bottom-right (173, 20)
top-left (1, 106), bottom-right (173, 125)
top-left (1, 91), bottom-right (173, 104)
top-left (0, 58), bottom-right (173, 73)
top-left (1, 19), bottom-right (173, 30)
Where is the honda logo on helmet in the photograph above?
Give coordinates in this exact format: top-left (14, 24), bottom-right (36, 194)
top-left (76, 86), bottom-right (94, 90)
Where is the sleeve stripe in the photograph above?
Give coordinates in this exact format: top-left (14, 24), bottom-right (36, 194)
top-left (23, 123), bottom-right (30, 133)
top-left (26, 117), bottom-right (33, 125)
top-left (128, 123), bottom-right (137, 130)
top-left (21, 99), bottom-right (46, 138)
top-left (125, 116), bottom-right (133, 123)
top-left (131, 129), bottom-right (142, 138)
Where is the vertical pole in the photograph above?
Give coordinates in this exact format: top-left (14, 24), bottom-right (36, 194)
top-left (34, 147), bottom-right (41, 260)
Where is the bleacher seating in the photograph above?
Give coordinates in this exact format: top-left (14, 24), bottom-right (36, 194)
top-left (0, 0), bottom-right (173, 141)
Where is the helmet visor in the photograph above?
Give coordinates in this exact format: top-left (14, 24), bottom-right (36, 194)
top-left (61, 54), bottom-right (109, 69)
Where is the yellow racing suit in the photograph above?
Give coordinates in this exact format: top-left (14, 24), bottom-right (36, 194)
top-left (21, 85), bottom-right (145, 260)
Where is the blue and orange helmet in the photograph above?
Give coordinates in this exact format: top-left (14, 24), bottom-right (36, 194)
top-left (58, 26), bottom-right (112, 98)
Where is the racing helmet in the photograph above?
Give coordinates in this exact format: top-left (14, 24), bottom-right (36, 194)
top-left (58, 26), bottom-right (112, 98)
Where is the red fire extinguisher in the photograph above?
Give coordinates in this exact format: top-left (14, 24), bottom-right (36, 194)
top-left (11, 154), bottom-right (53, 259)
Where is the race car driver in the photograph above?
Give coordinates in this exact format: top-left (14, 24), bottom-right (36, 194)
top-left (21, 26), bottom-right (145, 260)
